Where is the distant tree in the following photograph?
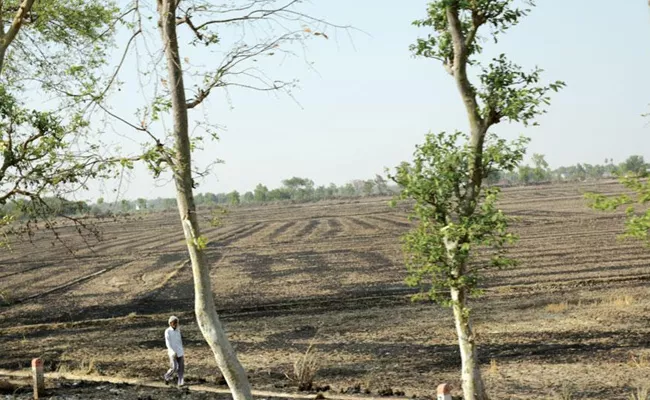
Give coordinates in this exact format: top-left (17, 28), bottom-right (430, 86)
top-left (254, 184), bottom-right (269, 202)
top-left (518, 165), bottom-right (534, 184)
top-left (620, 155), bottom-right (648, 176)
top-left (574, 163), bottom-right (587, 181)
top-left (374, 175), bottom-right (390, 195)
top-left (351, 179), bottom-right (365, 195)
top-left (267, 188), bottom-right (291, 201)
top-left (163, 198), bottom-right (176, 210)
top-left (362, 180), bottom-right (375, 196)
top-left (203, 193), bottom-right (218, 205)
top-left (227, 191), bottom-right (241, 206)
top-left (282, 177), bottom-right (315, 201)
top-left (340, 183), bottom-right (356, 197)
top-left (314, 185), bottom-right (327, 200)
top-left (120, 199), bottom-right (131, 213)
top-left (136, 198), bottom-right (147, 210)
top-left (242, 191), bottom-right (254, 203)
top-left (531, 153), bottom-right (550, 182)
top-left (97, 197), bottom-right (105, 205)
top-left (326, 183), bottom-right (338, 198)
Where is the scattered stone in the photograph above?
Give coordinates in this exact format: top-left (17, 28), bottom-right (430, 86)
top-left (378, 387), bottom-right (394, 397)
top-left (394, 390), bottom-right (405, 396)
top-left (314, 393), bottom-right (326, 400)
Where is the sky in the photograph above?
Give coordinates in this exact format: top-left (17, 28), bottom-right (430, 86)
top-left (84, 0), bottom-right (650, 201)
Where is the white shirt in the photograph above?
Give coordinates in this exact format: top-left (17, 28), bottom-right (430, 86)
top-left (165, 327), bottom-right (184, 357)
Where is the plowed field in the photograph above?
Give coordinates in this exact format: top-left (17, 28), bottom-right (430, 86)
top-left (1, 180), bottom-right (649, 399)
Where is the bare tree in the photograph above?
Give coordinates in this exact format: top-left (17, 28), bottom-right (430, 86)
top-left (97, 1), bottom-right (349, 398)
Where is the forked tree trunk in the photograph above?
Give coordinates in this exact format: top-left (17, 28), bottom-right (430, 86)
top-left (158, 1), bottom-right (252, 399)
top-left (450, 286), bottom-right (487, 400)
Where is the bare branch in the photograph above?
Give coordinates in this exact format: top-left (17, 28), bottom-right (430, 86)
top-left (193, 0), bottom-right (300, 30)
top-left (186, 33), bottom-right (295, 109)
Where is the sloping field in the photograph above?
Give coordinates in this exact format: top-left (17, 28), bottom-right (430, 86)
top-left (1, 180), bottom-right (649, 399)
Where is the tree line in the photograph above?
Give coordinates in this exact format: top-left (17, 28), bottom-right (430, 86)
top-left (493, 154), bottom-right (649, 185)
top-left (3, 154), bottom-right (646, 221)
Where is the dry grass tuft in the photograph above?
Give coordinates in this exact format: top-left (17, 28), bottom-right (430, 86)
top-left (608, 295), bottom-right (635, 307)
top-left (628, 352), bottom-right (650, 369)
top-left (488, 358), bottom-right (499, 376)
top-left (628, 386), bottom-right (650, 400)
top-left (287, 343), bottom-right (320, 391)
top-left (554, 382), bottom-right (575, 400)
top-left (545, 301), bottom-right (569, 313)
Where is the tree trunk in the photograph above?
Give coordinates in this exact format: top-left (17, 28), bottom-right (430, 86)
top-left (0, 0), bottom-right (37, 75)
top-left (158, 2), bottom-right (253, 400)
top-left (450, 286), bottom-right (488, 400)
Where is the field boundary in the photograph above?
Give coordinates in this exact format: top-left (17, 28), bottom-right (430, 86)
top-left (0, 369), bottom-right (412, 400)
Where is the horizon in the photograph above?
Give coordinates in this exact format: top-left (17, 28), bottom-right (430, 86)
top-left (21, 0), bottom-right (650, 202)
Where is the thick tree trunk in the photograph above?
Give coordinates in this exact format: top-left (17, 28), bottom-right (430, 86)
top-left (450, 286), bottom-right (488, 400)
top-left (158, 2), bottom-right (253, 399)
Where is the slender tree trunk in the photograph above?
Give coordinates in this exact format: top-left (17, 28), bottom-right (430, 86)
top-left (158, 2), bottom-right (252, 399)
top-left (0, 0), bottom-right (37, 75)
top-left (450, 286), bottom-right (487, 400)
top-left (0, 47), bottom-right (7, 76)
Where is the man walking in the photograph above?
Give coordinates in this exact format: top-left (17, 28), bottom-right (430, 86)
top-left (164, 315), bottom-right (185, 387)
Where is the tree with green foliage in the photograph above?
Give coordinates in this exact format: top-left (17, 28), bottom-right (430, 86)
top-left (282, 177), bottom-right (315, 201)
top-left (587, 176), bottom-right (650, 243)
top-left (227, 191), bottom-right (240, 206)
top-left (399, 1), bottom-right (564, 398)
top-left (242, 191), bottom-right (254, 203)
top-left (340, 183), bottom-right (356, 197)
top-left (362, 180), bottom-right (375, 196)
top-left (254, 184), bottom-right (269, 202)
top-left (0, 0), bottom-right (125, 246)
top-left (531, 153), bottom-right (550, 182)
top-left (619, 155), bottom-right (648, 176)
top-left (517, 164), bottom-right (534, 184)
top-left (374, 174), bottom-right (390, 195)
top-left (136, 198), bottom-right (147, 210)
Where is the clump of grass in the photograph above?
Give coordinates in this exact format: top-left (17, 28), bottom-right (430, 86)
top-left (609, 295), bottom-right (635, 307)
top-left (628, 352), bottom-right (650, 369)
top-left (286, 342), bottom-right (319, 391)
top-left (545, 301), bottom-right (569, 313)
top-left (80, 358), bottom-right (96, 375)
top-left (628, 386), bottom-right (649, 400)
top-left (488, 358), bottom-right (499, 376)
top-left (554, 382), bottom-right (575, 400)
top-left (0, 290), bottom-right (13, 305)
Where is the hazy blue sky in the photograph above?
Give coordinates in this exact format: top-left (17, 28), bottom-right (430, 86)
top-left (90, 0), bottom-right (650, 201)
